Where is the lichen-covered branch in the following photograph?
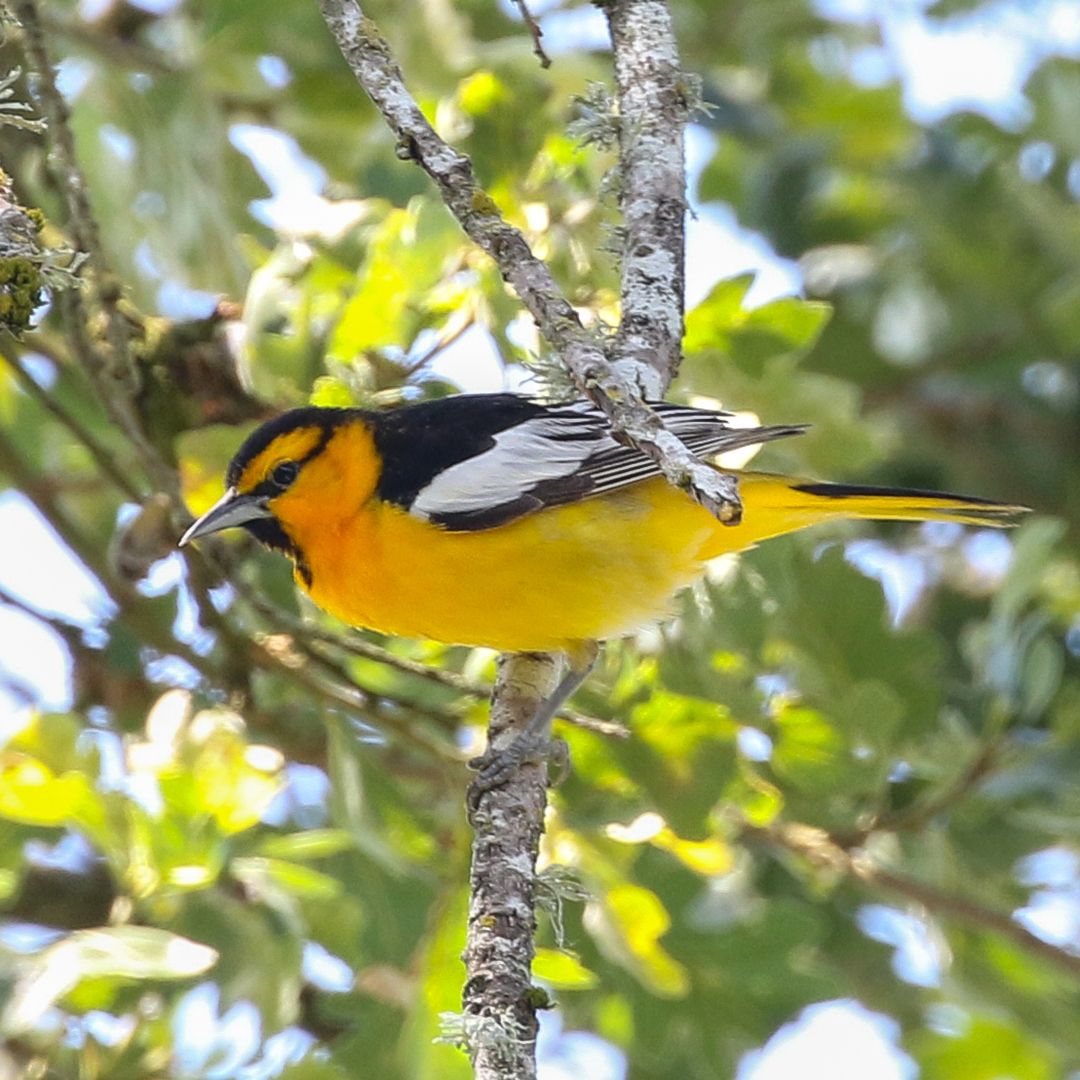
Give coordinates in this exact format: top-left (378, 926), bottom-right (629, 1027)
top-left (461, 653), bottom-right (561, 1080)
top-left (0, 166), bottom-right (45, 335)
top-left (316, 0), bottom-right (741, 523)
top-left (605, 0), bottom-right (688, 384)
top-left (11, 0), bottom-right (134, 389)
top-left (312, 5), bottom-right (722, 1077)
top-left (11, 0), bottom-right (181, 503)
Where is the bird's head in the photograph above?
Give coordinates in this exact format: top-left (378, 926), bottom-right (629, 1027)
top-left (179, 407), bottom-right (372, 576)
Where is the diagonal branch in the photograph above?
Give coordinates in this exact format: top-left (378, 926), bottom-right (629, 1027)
top-left (606, 0), bottom-right (688, 384)
top-left (314, 6), bottom-right (711, 1078)
top-left (12, 0), bottom-right (133, 386)
top-left (316, 0), bottom-right (741, 523)
top-left (744, 819), bottom-right (1080, 980)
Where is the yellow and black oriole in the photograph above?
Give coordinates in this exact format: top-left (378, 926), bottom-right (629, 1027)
top-left (180, 394), bottom-right (1023, 784)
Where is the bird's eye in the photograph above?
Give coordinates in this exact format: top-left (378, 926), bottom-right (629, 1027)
top-left (270, 461), bottom-right (299, 490)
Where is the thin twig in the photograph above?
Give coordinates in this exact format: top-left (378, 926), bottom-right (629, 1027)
top-left (0, 582), bottom-right (85, 646)
top-left (0, 344), bottom-right (144, 501)
top-left (40, 9), bottom-right (181, 76)
top-left (512, 0), bottom-right (551, 69)
top-left (401, 310), bottom-right (476, 377)
top-left (834, 738), bottom-right (1004, 849)
top-left (316, 0), bottom-right (742, 524)
top-left (744, 819), bottom-right (1080, 980)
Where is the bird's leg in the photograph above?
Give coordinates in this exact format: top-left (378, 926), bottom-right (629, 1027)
top-left (467, 643), bottom-right (598, 810)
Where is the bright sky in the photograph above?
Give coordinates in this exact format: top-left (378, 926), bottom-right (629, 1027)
top-left (4, 0), bottom-right (1080, 1076)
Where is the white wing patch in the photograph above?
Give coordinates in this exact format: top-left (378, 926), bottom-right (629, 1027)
top-left (409, 400), bottom-right (804, 530)
top-left (410, 415), bottom-right (609, 518)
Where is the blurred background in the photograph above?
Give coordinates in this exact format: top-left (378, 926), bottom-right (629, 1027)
top-left (1, 0), bottom-right (1079, 1077)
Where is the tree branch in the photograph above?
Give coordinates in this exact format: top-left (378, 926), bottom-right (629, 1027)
top-left (0, 343), bottom-right (144, 501)
top-left (316, 0), bottom-right (741, 524)
top-left (12, 0), bottom-right (133, 387)
top-left (13, 0), bottom-right (178, 500)
top-left (511, 1), bottom-right (550, 70)
top-left (314, 5), bottom-right (705, 1076)
top-left (606, 0), bottom-right (688, 383)
top-left (0, 156), bottom-right (46, 336)
top-left (744, 819), bottom-right (1080, 980)
top-left (461, 653), bottom-right (560, 1079)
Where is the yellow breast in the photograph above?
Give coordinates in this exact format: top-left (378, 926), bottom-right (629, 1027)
top-left (293, 477), bottom-right (720, 652)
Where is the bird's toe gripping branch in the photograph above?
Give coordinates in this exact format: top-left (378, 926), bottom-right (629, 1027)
top-left (466, 645), bottom-right (598, 815)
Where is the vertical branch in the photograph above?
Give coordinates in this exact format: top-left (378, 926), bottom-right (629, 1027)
top-left (462, 653), bottom-right (560, 1079)
top-left (606, 0), bottom-right (689, 391)
top-left (12, 0), bottom-right (179, 501)
top-left (310, 4), bottom-right (699, 1077)
top-left (318, 0), bottom-right (741, 522)
top-left (12, 0), bottom-right (134, 386)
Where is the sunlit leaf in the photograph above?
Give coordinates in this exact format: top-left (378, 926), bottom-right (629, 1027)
top-left (533, 948), bottom-right (599, 990)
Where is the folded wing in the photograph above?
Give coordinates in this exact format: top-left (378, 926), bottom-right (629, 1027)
top-left (371, 395), bottom-right (805, 531)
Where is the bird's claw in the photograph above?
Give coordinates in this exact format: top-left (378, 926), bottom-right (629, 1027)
top-left (466, 734), bottom-right (569, 815)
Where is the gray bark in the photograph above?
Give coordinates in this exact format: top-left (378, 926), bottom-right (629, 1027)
top-left (461, 654), bottom-right (561, 1080)
top-left (313, 3), bottom-right (705, 1076)
top-left (317, 0), bottom-right (741, 523)
top-left (607, 0), bottom-right (688, 389)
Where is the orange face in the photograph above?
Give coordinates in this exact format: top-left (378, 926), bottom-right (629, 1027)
top-left (179, 408), bottom-right (378, 577)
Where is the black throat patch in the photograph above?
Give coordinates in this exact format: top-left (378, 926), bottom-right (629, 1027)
top-left (241, 518), bottom-right (313, 587)
top-left (226, 407), bottom-right (359, 587)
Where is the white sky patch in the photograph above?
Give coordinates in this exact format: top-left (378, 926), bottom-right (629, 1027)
top-left (301, 941), bottom-right (355, 992)
top-left (426, 323), bottom-right (524, 393)
top-left (883, 10), bottom-right (1036, 126)
top-left (819, 0), bottom-right (1080, 126)
top-left (858, 904), bottom-right (945, 987)
top-left (538, 1009), bottom-right (628, 1080)
top-left (1014, 846), bottom-right (1080, 951)
top-left (844, 539), bottom-right (930, 626)
top-left (532, 4), bottom-right (611, 55)
top-left (0, 492), bottom-right (112, 626)
top-left (0, 493), bottom-right (110, 716)
top-left (54, 58), bottom-right (94, 101)
top-left (1015, 892), bottom-right (1080, 951)
top-left (738, 1000), bottom-right (917, 1080)
top-left (229, 124), bottom-right (368, 239)
top-left (0, 610), bottom-right (72, 715)
top-left (686, 126), bottom-right (804, 308)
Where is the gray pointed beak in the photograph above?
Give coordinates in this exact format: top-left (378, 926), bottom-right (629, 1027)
top-left (178, 487), bottom-right (271, 547)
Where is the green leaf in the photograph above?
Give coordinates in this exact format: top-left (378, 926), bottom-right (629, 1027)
top-left (917, 1016), bottom-right (1060, 1080)
top-left (0, 756), bottom-right (106, 842)
top-left (3, 928), bottom-right (216, 1034)
top-left (684, 276), bottom-right (831, 367)
top-left (256, 828), bottom-right (356, 861)
top-left (595, 883), bottom-right (688, 998)
top-left (770, 705), bottom-right (848, 797)
top-left (232, 856), bottom-right (343, 900)
top-left (533, 948), bottom-right (599, 990)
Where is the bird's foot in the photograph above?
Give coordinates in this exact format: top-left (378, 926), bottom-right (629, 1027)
top-left (466, 734), bottom-right (569, 815)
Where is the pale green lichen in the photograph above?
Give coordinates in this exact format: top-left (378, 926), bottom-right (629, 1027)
top-left (0, 255), bottom-right (44, 334)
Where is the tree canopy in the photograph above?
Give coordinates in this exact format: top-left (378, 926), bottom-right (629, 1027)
top-left (1, 0), bottom-right (1079, 1077)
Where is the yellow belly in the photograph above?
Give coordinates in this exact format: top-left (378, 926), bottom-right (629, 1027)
top-left (299, 477), bottom-right (721, 652)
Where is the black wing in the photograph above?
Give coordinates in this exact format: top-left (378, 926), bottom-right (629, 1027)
top-left (369, 393), bottom-right (805, 531)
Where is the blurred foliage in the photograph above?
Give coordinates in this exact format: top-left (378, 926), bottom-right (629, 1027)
top-left (0, 0), bottom-right (1079, 1077)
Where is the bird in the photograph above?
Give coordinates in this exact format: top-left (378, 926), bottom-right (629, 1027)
top-left (179, 392), bottom-right (1025, 790)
